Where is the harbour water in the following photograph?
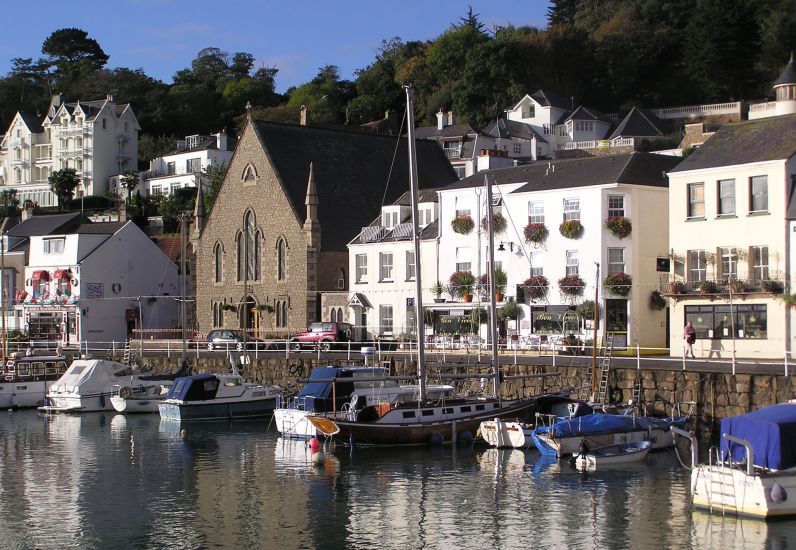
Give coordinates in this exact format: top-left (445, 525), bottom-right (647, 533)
top-left (1, 410), bottom-right (795, 550)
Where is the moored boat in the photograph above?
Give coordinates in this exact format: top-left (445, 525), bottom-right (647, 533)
top-left (573, 440), bottom-right (652, 469)
top-left (674, 402), bottom-right (796, 519)
top-left (274, 364), bottom-right (455, 438)
top-left (158, 371), bottom-right (281, 422)
top-left (110, 361), bottom-right (192, 413)
top-left (40, 358), bottom-right (156, 412)
top-left (0, 353), bottom-right (69, 408)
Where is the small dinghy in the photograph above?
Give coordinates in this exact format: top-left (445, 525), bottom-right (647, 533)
top-left (573, 440), bottom-right (651, 469)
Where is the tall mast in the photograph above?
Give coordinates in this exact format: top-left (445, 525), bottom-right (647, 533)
top-left (404, 86), bottom-right (427, 402)
top-left (484, 175), bottom-right (500, 398)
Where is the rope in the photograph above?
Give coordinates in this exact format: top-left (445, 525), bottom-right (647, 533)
top-left (380, 105), bottom-right (408, 209)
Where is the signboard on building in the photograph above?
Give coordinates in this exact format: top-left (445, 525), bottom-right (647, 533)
top-left (86, 283), bottom-right (104, 299)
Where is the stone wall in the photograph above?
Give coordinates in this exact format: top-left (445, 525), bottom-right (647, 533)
top-left (143, 354), bottom-right (792, 441)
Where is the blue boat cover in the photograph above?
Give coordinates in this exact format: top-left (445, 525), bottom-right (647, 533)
top-left (534, 413), bottom-right (685, 438)
top-left (720, 404), bottom-right (796, 470)
top-left (297, 368), bottom-right (345, 399)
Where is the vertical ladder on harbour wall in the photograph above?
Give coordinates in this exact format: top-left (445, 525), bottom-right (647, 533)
top-left (123, 339), bottom-right (133, 365)
top-left (597, 334), bottom-right (615, 403)
top-left (631, 375), bottom-right (642, 408)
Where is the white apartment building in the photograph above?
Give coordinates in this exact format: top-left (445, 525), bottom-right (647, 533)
top-left (666, 114), bottom-right (796, 360)
top-left (13, 217), bottom-right (178, 347)
top-left (435, 153), bottom-right (680, 350)
top-left (0, 95), bottom-right (139, 206)
top-left (347, 190), bottom-right (440, 341)
top-left (114, 131), bottom-right (233, 197)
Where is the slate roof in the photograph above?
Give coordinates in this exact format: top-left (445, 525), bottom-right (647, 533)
top-left (18, 112), bottom-right (44, 134)
top-left (669, 114), bottom-right (796, 173)
top-left (414, 123), bottom-right (480, 140)
top-left (250, 121), bottom-right (458, 251)
top-left (7, 213), bottom-right (83, 237)
top-left (565, 106), bottom-right (612, 123)
top-left (443, 152), bottom-right (680, 192)
top-left (74, 222), bottom-right (126, 234)
top-left (530, 89), bottom-right (572, 111)
top-left (609, 107), bottom-right (665, 140)
top-left (482, 119), bottom-right (548, 144)
top-left (774, 53), bottom-right (796, 87)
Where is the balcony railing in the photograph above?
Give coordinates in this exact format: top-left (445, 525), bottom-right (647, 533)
top-left (650, 101), bottom-right (742, 120)
top-left (659, 272), bottom-right (785, 297)
top-left (444, 147), bottom-right (462, 158)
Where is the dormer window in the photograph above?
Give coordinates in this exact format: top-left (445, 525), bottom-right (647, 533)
top-left (382, 210), bottom-right (398, 229)
top-left (521, 103), bottom-right (535, 118)
top-left (43, 238), bottom-right (65, 254)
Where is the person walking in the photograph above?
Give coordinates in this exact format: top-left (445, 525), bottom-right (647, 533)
top-left (684, 320), bottom-right (696, 358)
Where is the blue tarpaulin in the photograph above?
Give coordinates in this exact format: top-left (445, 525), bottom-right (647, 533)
top-left (535, 413), bottom-right (685, 438)
top-left (720, 404), bottom-right (796, 470)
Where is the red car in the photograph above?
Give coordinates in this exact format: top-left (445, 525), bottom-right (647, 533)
top-left (290, 322), bottom-right (354, 351)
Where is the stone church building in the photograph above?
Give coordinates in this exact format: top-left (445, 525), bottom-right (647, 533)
top-left (193, 116), bottom-right (456, 337)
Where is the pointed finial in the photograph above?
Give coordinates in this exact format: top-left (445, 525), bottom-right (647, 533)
top-left (245, 101), bottom-right (252, 120)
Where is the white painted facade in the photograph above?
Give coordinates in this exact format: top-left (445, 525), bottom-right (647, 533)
top-left (114, 132), bottom-right (232, 197)
top-left (0, 95), bottom-right (140, 206)
top-left (20, 222), bottom-right (178, 347)
top-left (667, 158), bottom-right (795, 359)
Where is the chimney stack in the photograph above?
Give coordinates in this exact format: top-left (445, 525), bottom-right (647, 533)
top-left (300, 105), bottom-right (308, 126)
top-left (106, 94), bottom-right (114, 102)
top-left (436, 109), bottom-right (445, 130)
top-left (447, 111), bottom-right (455, 126)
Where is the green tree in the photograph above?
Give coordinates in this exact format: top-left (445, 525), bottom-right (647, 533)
top-left (119, 170), bottom-right (139, 206)
top-left (48, 168), bottom-right (80, 212)
top-left (0, 189), bottom-right (20, 218)
top-left (38, 28), bottom-right (109, 95)
top-left (202, 162), bottom-right (227, 215)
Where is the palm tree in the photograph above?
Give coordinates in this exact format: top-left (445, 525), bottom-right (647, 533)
top-left (119, 170), bottom-right (139, 206)
top-left (48, 168), bottom-right (80, 212)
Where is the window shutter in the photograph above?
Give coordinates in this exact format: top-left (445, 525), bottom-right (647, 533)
top-left (715, 247), bottom-right (723, 281)
top-left (748, 246), bottom-right (757, 281)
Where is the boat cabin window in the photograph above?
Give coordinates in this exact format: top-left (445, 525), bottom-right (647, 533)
top-left (475, 405), bottom-right (485, 411)
top-left (460, 406), bottom-right (471, 412)
top-left (492, 403), bottom-right (500, 409)
top-left (69, 366), bottom-right (86, 375)
top-left (421, 409), bottom-right (434, 416)
top-left (5, 360), bottom-right (14, 372)
top-left (224, 378), bottom-right (241, 387)
top-left (17, 365), bottom-right (30, 376)
top-left (32, 363), bottom-right (44, 376)
top-left (16, 386), bottom-right (26, 390)
top-left (402, 411), bottom-right (416, 419)
top-left (204, 380), bottom-right (219, 391)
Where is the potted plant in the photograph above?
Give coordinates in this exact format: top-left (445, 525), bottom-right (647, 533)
top-left (451, 215), bottom-right (474, 235)
top-left (430, 281), bottom-right (446, 303)
top-left (649, 290), bottom-right (666, 311)
top-left (762, 279), bottom-right (784, 294)
top-left (523, 223), bottom-right (549, 246)
top-left (480, 267), bottom-right (508, 301)
top-left (481, 212), bottom-right (507, 234)
top-left (603, 272), bottom-right (633, 296)
top-left (449, 271), bottom-right (476, 301)
top-left (729, 279), bottom-right (746, 294)
top-left (576, 299), bottom-right (598, 320)
top-left (559, 219), bottom-right (584, 239)
top-left (523, 275), bottom-right (549, 302)
top-left (468, 306), bottom-right (488, 325)
top-left (667, 280), bottom-right (687, 294)
top-left (699, 280), bottom-right (719, 294)
top-left (558, 274), bottom-right (586, 299)
top-left (604, 216), bottom-right (632, 238)
top-left (220, 303), bottom-right (236, 312)
top-left (499, 299), bottom-right (520, 321)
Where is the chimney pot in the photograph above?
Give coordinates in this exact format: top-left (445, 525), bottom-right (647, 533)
top-left (436, 109), bottom-right (445, 131)
top-left (300, 105), bottom-right (308, 126)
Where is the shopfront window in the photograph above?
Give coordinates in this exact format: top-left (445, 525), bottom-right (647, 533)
top-left (684, 304), bottom-right (767, 339)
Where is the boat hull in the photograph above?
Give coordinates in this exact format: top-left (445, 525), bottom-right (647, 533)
top-left (111, 395), bottom-right (161, 413)
top-left (274, 408), bottom-right (319, 438)
top-left (479, 419), bottom-right (531, 448)
top-left (310, 399), bottom-right (536, 446)
top-left (40, 392), bottom-right (113, 412)
top-left (531, 426), bottom-right (676, 457)
top-left (0, 380), bottom-right (58, 409)
top-left (574, 441), bottom-right (651, 468)
top-left (159, 397), bottom-right (278, 421)
top-left (691, 465), bottom-right (796, 518)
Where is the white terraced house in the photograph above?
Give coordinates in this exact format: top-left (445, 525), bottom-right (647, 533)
top-left (434, 152), bottom-right (681, 351)
top-left (666, 114), bottom-right (796, 360)
top-left (0, 94), bottom-right (139, 206)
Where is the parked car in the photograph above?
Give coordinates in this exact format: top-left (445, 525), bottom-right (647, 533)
top-left (206, 329), bottom-right (267, 351)
top-left (289, 322), bottom-right (354, 351)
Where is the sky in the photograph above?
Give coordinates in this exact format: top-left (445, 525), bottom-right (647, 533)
top-left (0, 0), bottom-right (551, 93)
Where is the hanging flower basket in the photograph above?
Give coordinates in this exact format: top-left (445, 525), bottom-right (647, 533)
top-left (762, 279), bottom-right (784, 294)
top-left (451, 215), bottom-right (474, 235)
top-left (559, 219), bottom-right (584, 239)
top-left (699, 280), bottom-right (719, 294)
top-left (604, 216), bottom-right (632, 239)
top-left (523, 223), bottom-right (549, 245)
top-left (604, 272), bottom-right (633, 296)
top-left (523, 275), bottom-right (549, 302)
top-left (667, 281), bottom-right (687, 294)
top-left (481, 212), bottom-right (507, 234)
top-left (649, 290), bottom-right (666, 310)
top-left (558, 274), bottom-right (586, 298)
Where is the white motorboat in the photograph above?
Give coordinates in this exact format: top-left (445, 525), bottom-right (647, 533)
top-left (479, 397), bottom-right (593, 448)
top-left (573, 440), bottom-right (652, 469)
top-left (110, 361), bottom-right (192, 413)
top-left (275, 363), bottom-right (455, 438)
top-left (40, 358), bottom-right (155, 412)
top-left (674, 402), bottom-right (796, 519)
top-left (0, 353), bottom-right (69, 408)
top-left (158, 370), bottom-right (282, 422)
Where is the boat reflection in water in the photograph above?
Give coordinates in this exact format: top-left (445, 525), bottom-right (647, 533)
top-left (691, 511), bottom-right (796, 549)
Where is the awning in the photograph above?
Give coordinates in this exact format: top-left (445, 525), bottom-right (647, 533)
top-left (348, 292), bottom-right (373, 309)
top-left (32, 270), bottom-right (50, 282)
top-left (53, 269), bottom-right (70, 279)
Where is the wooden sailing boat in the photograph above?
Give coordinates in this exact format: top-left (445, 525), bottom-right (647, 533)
top-left (307, 87), bottom-right (538, 445)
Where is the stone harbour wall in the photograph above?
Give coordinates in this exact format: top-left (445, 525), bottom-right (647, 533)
top-left (142, 354), bottom-right (793, 442)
